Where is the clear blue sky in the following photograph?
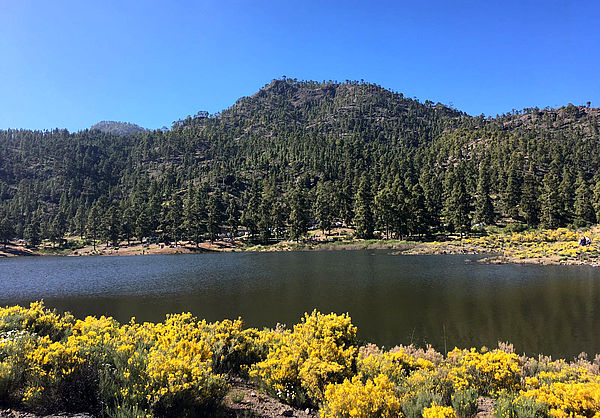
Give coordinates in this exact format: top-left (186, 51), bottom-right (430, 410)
top-left (1, 0), bottom-right (598, 131)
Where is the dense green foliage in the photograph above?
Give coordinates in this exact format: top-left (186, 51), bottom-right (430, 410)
top-left (1, 79), bottom-right (600, 246)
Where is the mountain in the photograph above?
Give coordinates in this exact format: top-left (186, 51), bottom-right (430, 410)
top-left (90, 121), bottom-right (147, 135)
top-left (0, 78), bottom-right (599, 243)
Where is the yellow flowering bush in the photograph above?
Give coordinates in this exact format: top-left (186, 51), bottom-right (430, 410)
top-left (519, 382), bottom-right (600, 417)
top-left (3, 302), bottom-right (600, 417)
top-left (197, 318), bottom-right (265, 375)
top-left (0, 301), bottom-right (73, 340)
top-left (358, 347), bottom-right (434, 384)
top-left (145, 314), bottom-right (227, 416)
top-left (422, 402), bottom-right (457, 418)
top-left (250, 310), bottom-right (358, 406)
top-left (321, 374), bottom-right (402, 417)
top-left (447, 348), bottom-right (522, 395)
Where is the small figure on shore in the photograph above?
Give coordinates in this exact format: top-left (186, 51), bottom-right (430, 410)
top-left (579, 236), bottom-right (592, 246)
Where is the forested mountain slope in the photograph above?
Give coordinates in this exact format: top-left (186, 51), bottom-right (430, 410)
top-left (0, 79), bottom-right (599, 245)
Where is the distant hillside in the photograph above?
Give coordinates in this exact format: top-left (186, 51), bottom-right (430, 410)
top-left (90, 121), bottom-right (147, 135)
top-left (0, 78), bottom-right (599, 244)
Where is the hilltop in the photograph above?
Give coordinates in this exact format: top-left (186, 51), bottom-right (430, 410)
top-left (90, 120), bottom-right (147, 135)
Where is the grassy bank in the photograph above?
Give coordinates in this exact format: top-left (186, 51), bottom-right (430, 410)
top-left (0, 303), bottom-right (599, 417)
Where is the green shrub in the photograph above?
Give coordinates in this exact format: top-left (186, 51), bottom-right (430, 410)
top-left (451, 388), bottom-right (478, 417)
top-left (495, 394), bottom-right (548, 418)
top-left (401, 391), bottom-right (444, 418)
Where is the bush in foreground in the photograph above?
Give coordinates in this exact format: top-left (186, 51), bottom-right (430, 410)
top-left (1, 302), bottom-right (600, 417)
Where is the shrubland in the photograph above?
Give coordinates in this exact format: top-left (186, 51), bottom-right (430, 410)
top-left (1, 302), bottom-right (599, 417)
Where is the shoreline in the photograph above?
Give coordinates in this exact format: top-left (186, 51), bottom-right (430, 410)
top-left (2, 230), bottom-right (600, 267)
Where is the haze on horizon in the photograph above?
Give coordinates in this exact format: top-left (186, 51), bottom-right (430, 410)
top-left (1, 0), bottom-right (598, 131)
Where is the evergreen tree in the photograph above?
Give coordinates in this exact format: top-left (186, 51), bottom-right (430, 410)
top-left (241, 183), bottom-right (260, 239)
top-left (258, 182), bottom-right (276, 243)
top-left (135, 208), bottom-right (152, 244)
top-left (288, 185), bottom-right (309, 241)
top-left (207, 191), bottom-right (223, 242)
top-left (353, 175), bottom-right (374, 239)
top-left (73, 204), bottom-right (87, 239)
top-left (225, 197), bottom-right (239, 239)
top-left (474, 160), bottom-right (495, 225)
top-left (25, 213), bottom-right (41, 248)
top-left (375, 185), bottom-right (394, 239)
top-left (147, 195), bottom-right (162, 235)
top-left (49, 211), bottom-right (67, 247)
top-left (503, 158), bottom-right (522, 219)
top-left (558, 168), bottom-right (575, 225)
top-left (189, 184), bottom-right (209, 244)
top-left (166, 194), bottom-right (183, 246)
top-left (540, 173), bottom-right (561, 228)
top-left (419, 169), bottom-right (442, 232)
top-left (0, 215), bottom-right (14, 248)
top-left (101, 205), bottom-right (121, 246)
top-left (574, 174), bottom-right (595, 226)
top-left (314, 180), bottom-right (336, 234)
top-left (121, 206), bottom-right (136, 245)
top-left (446, 168), bottom-right (471, 236)
top-left (86, 206), bottom-right (100, 250)
top-left (520, 168), bottom-right (540, 227)
top-left (407, 183), bottom-right (427, 236)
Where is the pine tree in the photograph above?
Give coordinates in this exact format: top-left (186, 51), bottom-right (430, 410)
top-left (558, 168), bottom-right (574, 225)
top-left (446, 168), bottom-right (471, 236)
top-left (86, 206), bottom-right (99, 251)
top-left (0, 215), bottom-right (14, 248)
top-left (121, 206), bottom-right (136, 245)
top-left (520, 168), bottom-right (540, 227)
top-left (504, 169), bottom-right (522, 219)
top-left (375, 185), bottom-right (394, 239)
top-left (166, 194), bottom-right (183, 246)
top-left (420, 169), bottom-right (442, 232)
top-left (574, 174), bottom-right (595, 226)
top-left (190, 184), bottom-right (209, 244)
top-left (408, 183), bottom-right (428, 236)
top-left (258, 182), bottom-right (276, 243)
top-left (73, 204), bottom-right (87, 239)
top-left (101, 206), bottom-right (121, 247)
top-left (241, 183), bottom-right (260, 239)
top-left (391, 177), bottom-right (409, 239)
top-left (314, 180), bottom-right (336, 234)
top-left (49, 211), bottom-right (67, 247)
top-left (225, 197), bottom-right (239, 239)
top-left (353, 175), bottom-right (374, 239)
top-left (25, 214), bottom-right (41, 248)
top-left (207, 192), bottom-right (223, 242)
top-left (474, 161), bottom-right (495, 225)
top-left (288, 186), bottom-right (309, 241)
top-left (135, 208), bottom-right (152, 244)
top-left (540, 173), bottom-right (561, 228)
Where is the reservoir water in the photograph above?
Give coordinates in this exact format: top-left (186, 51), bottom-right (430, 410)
top-left (1, 251), bottom-right (599, 358)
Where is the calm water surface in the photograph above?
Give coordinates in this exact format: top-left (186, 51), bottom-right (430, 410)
top-left (1, 251), bottom-right (599, 358)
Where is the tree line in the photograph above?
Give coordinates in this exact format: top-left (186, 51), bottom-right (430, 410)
top-left (1, 80), bottom-right (599, 248)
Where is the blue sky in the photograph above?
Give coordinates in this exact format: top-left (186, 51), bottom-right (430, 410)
top-left (1, 0), bottom-right (598, 131)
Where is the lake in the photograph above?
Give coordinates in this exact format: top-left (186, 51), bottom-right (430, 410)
top-left (1, 251), bottom-right (599, 358)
